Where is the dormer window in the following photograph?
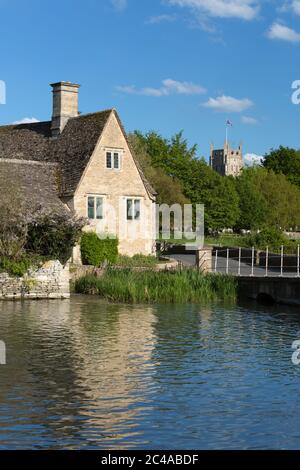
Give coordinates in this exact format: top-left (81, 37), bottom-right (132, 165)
top-left (106, 151), bottom-right (121, 170)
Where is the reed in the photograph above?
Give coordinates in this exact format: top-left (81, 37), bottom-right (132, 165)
top-left (75, 268), bottom-right (237, 304)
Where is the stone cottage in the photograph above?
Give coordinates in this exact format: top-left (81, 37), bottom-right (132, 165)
top-left (0, 82), bottom-right (157, 259)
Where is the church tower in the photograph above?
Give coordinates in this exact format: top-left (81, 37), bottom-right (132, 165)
top-left (210, 141), bottom-right (243, 177)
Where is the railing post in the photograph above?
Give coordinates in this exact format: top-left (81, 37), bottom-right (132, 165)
top-left (214, 249), bottom-right (218, 273)
top-left (238, 247), bottom-right (241, 276)
top-left (265, 246), bottom-right (269, 277)
top-left (280, 245), bottom-right (284, 277)
top-left (251, 246), bottom-right (254, 277)
top-left (226, 248), bottom-right (229, 275)
top-left (298, 245), bottom-right (300, 278)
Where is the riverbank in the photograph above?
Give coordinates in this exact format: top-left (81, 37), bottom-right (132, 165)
top-left (75, 268), bottom-right (237, 304)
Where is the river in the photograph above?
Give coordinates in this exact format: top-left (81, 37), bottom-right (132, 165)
top-left (0, 296), bottom-right (299, 450)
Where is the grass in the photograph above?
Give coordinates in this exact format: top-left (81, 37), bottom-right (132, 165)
top-left (115, 254), bottom-right (159, 268)
top-left (205, 234), bottom-right (248, 248)
top-left (75, 268), bottom-right (237, 304)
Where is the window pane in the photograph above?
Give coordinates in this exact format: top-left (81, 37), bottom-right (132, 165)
top-left (127, 199), bottom-right (133, 220)
top-left (96, 197), bottom-right (103, 220)
top-left (88, 197), bottom-right (95, 219)
top-left (114, 153), bottom-right (119, 169)
top-left (134, 199), bottom-right (140, 220)
top-left (106, 152), bottom-right (112, 168)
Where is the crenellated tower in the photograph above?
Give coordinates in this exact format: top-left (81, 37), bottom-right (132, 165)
top-left (210, 141), bottom-right (243, 177)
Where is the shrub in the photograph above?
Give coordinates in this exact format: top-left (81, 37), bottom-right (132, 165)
top-left (0, 257), bottom-right (32, 277)
top-left (80, 233), bottom-right (119, 266)
top-left (26, 212), bottom-right (85, 264)
top-left (246, 226), bottom-right (288, 251)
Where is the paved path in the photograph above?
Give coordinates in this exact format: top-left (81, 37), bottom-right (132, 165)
top-left (171, 253), bottom-right (299, 278)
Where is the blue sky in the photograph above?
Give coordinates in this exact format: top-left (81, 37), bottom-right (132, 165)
top-left (1, 0), bottom-right (300, 163)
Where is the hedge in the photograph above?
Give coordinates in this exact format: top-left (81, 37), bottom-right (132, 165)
top-left (80, 232), bottom-right (119, 266)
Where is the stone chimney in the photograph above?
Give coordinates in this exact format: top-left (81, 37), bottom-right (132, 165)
top-left (50, 81), bottom-right (80, 137)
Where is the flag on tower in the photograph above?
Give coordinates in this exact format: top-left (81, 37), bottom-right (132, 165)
top-left (226, 119), bottom-right (233, 127)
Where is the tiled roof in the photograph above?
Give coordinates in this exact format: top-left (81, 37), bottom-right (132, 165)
top-left (0, 110), bottom-right (156, 200)
top-left (0, 159), bottom-right (68, 215)
top-left (0, 121), bottom-right (52, 161)
top-left (51, 110), bottom-right (113, 195)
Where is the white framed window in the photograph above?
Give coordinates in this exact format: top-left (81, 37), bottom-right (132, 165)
top-left (106, 150), bottom-right (121, 170)
top-left (126, 198), bottom-right (141, 221)
top-left (87, 195), bottom-right (104, 220)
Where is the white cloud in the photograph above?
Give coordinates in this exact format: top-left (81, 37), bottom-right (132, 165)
top-left (267, 22), bottom-right (300, 42)
top-left (244, 153), bottom-right (263, 165)
top-left (292, 0), bottom-right (300, 14)
top-left (12, 117), bottom-right (40, 125)
top-left (280, 1), bottom-right (300, 15)
top-left (146, 14), bottom-right (177, 24)
top-left (111, 0), bottom-right (127, 12)
top-left (117, 79), bottom-right (207, 96)
top-left (241, 115), bottom-right (258, 124)
top-left (165, 0), bottom-right (259, 20)
top-left (203, 95), bottom-right (253, 113)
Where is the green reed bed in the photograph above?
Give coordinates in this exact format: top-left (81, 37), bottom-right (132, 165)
top-left (75, 268), bottom-right (237, 304)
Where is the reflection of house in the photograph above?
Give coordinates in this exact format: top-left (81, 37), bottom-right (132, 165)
top-left (210, 142), bottom-right (243, 177)
top-left (5, 300), bottom-right (158, 449)
top-left (0, 82), bottom-right (156, 256)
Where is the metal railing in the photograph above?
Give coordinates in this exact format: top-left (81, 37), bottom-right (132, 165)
top-left (213, 245), bottom-right (300, 278)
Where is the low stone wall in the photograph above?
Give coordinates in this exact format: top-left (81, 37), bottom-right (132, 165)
top-left (69, 264), bottom-right (105, 282)
top-left (0, 261), bottom-right (70, 300)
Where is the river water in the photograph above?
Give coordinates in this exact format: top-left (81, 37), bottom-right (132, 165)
top-left (0, 296), bottom-right (299, 450)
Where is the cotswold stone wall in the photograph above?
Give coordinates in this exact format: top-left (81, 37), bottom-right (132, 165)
top-left (73, 112), bottom-right (156, 257)
top-left (0, 261), bottom-right (70, 300)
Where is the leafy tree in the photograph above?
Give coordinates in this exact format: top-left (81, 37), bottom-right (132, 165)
top-left (128, 133), bottom-right (190, 206)
top-left (235, 168), bottom-right (267, 230)
top-left (130, 131), bottom-right (240, 231)
top-left (263, 146), bottom-right (300, 187)
top-left (237, 167), bottom-right (300, 230)
top-left (26, 212), bottom-right (85, 264)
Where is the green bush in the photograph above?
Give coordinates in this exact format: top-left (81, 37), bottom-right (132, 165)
top-left (246, 227), bottom-right (288, 251)
top-left (80, 233), bottom-right (119, 266)
top-left (26, 212), bottom-right (84, 264)
top-left (0, 257), bottom-right (32, 277)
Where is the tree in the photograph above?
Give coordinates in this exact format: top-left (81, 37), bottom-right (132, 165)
top-left (130, 130), bottom-right (241, 232)
top-left (263, 146), bottom-right (300, 188)
top-left (128, 133), bottom-right (190, 207)
top-left (237, 167), bottom-right (300, 230)
top-left (235, 168), bottom-right (267, 230)
top-left (26, 212), bottom-right (85, 264)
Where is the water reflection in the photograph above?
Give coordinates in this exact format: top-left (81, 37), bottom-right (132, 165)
top-left (0, 297), bottom-right (299, 449)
